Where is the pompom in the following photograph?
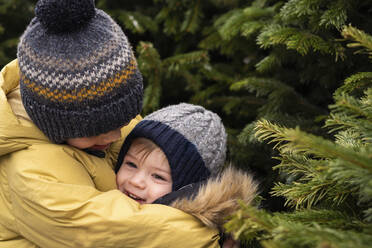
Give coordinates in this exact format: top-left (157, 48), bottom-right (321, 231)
top-left (35, 0), bottom-right (96, 33)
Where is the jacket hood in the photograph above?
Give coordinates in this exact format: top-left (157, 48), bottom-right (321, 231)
top-left (170, 167), bottom-right (258, 230)
top-left (0, 59), bottom-right (48, 156)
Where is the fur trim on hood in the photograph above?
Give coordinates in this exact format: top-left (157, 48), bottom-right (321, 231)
top-left (170, 167), bottom-right (258, 229)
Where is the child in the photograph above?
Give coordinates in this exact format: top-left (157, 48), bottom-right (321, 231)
top-left (0, 0), bottom-right (225, 247)
top-left (115, 103), bottom-right (258, 237)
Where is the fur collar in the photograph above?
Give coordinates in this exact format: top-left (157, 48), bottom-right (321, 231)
top-left (170, 167), bottom-right (258, 229)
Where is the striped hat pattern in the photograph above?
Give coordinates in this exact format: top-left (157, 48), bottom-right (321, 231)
top-left (17, 0), bottom-right (143, 143)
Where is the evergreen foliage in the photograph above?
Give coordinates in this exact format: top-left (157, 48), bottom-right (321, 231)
top-left (225, 25), bottom-right (372, 247)
top-left (0, 0), bottom-right (35, 66)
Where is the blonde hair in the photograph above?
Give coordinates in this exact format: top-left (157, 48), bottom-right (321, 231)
top-left (127, 138), bottom-right (168, 165)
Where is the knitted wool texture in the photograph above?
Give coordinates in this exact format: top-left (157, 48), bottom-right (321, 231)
top-left (17, 0), bottom-right (143, 143)
top-left (116, 103), bottom-right (227, 191)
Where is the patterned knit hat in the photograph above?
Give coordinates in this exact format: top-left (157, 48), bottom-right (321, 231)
top-left (116, 103), bottom-right (227, 191)
top-left (17, 0), bottom-right (143, 143)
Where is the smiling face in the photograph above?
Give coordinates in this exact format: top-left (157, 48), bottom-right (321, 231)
top-left (66, 127), bottom-right (122, 150)
top-left (116, 138), bottom-right (172, 204)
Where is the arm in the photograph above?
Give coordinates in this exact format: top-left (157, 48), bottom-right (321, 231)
top-left (7, 146), bottom-right (219, 248)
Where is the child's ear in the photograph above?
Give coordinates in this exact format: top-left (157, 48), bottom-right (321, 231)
top-left (153, 181), bottom-right (204, 205)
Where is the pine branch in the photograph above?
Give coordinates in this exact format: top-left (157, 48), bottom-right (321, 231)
top-left (224, 203), bottom-right (275, 241)
top-left (257, 24), bottom-right (334, 56)
top-left (254, 117), bottom-right (372, 218)
top-left (241, 21), bottom-right (265, 39)
top-left (190, 84), bottom-right (224, 104)
top-left (162, 50), bottom-right (209, 72)
top-left (319, 0), bottom-right (348, 30)
top-left (218, 9), bottom-right (246, 41)
top-left (155, 5), bottom-right (182, 35)
top-left (238, 112), bottom-right (326, 148)
top-left (273, 153), bottom-right (322, 180)
top-left (142, 84), bottom-right (161, 114)
top-left (255, 120), bottom-right (372, 172)
top-left (230, 77), bottom-right (284, 97)
top-left (226, 204), bottom-right (372, 248)
top-left (113, 10), bottom-right (158, 34)
top-left (136, 42), bottom-right (163, 113)
top-left (272, 157), bottom-right (357, 209)
top-left (336, 72), bottom-right (372, 94)
top-left (342, 24), bottom-right (372, 59)
top-left (199, 31), bottom-right (225, 51)
top-left (279, 0), bottom-right (320, 20)
top-left (326, 92), bottom-right (372, 142)
top-left (333, 130), bottom-right (366, 148)
top-left (217, 6), bottom-right (274, 41)
top-left (280, 0), bottom-right (348, 30)
top-left (331, 93), bottom-right (372, 122)
top-left (199, 63), bottom-right (233, 83)
top-left (271, 176), bottom-right (351, 209)
top-left (326, 112), bottom-right (372, 142)
top-left (280, 209), bottom-right (366, 230)
top-left (230, 77), bottom-right (327, 116)
top-left (205, 96), bottom-right (264, 118)
top-left (345, 72), bottom-right (372, 86)
top-left (181, 0), bottom-right (202, 33)
top-left (260, 222), bottom-right (372, 248)
top-left (255, 54), bottom-right (281, 73)
top-left (171, 70), bottom-right (202, 92)
top-left (238, 122), bottom-right (257, 145)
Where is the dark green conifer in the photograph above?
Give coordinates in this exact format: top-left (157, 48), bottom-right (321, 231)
top-left (225, 25), bottom-right (372, 248)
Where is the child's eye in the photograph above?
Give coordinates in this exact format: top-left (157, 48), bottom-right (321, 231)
top-left (153, 174), bottom-right (166, 181)
top-left (125, 162), bottom-right (137, 168)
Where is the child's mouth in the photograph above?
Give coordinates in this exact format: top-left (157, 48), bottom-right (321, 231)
top-left (125, 191), bottom-right (145, 203)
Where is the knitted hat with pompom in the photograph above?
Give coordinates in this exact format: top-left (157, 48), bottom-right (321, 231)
top-left (17, 0), bottom-right (143, 143)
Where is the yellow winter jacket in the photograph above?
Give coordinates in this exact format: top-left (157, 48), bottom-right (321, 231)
top-left (0, 60), bottom-right (220, 248)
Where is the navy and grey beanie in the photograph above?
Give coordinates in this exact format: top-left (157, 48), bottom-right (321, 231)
top-left (116, 103), bottom-right (227, 191)
top-left (17, 0), bottom-right (143, 143)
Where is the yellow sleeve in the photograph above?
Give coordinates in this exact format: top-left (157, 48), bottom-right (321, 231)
top-left (7, 146), bottom-right (219, 248)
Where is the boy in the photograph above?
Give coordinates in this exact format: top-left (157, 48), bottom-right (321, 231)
top-left (115, 103), bottom-right (258, 234)
top-left (0, 0), bottom-right (223, 247)
top-left (116, 137), bottom-right (173, 204)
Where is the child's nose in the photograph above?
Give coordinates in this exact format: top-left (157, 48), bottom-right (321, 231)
top-left (129, 173), bottom-right (146, 189)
